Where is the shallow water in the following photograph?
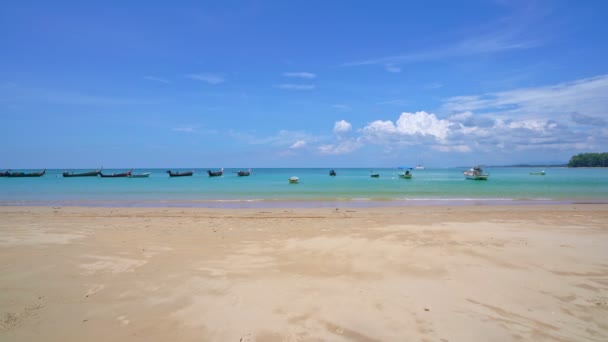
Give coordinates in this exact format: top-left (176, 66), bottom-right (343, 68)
top-left (1, 167), bottom-right (607, 207)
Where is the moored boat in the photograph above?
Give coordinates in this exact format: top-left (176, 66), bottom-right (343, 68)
top-left (3, 169), bottom-right (46, 177)
top-left (414, 164), bottom-right (425, 170)
top-left (289, 176), bottom-right (299, 184)
top-left (208, 168), bottom-right (224, 177)
top-left (530, 170), bottom-right (546, 175)
top-left (398, 170), bottom-right (413, 179)
top-left (63, 169), bottom-right (101, 177)
top-left (99, 169), bottom-right (132, 178)
top-left (237, 169), bottom-right (251, 177)
top-left (329, 169), bottom-right (336, 176)
top-left (370, 171), bottom-right (380, 178)
top-left (129, 172), bottom-right (151, 178)
top-left (464, 166), bottom-right (489, 180)
top-left (166, 170), bottom-right (194, 177)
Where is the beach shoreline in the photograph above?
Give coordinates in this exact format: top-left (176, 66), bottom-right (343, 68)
top-left (2, 198), bottom-right (608, 209)
top-left (1, 204), bottom-right (607, 341)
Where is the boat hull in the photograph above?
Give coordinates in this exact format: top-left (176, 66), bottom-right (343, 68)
top-left (464, 166), bottom-right (489, 180)
top-left (167, 171), bottom-right (193, 177)
top-left (464, 174), bottom-right (489, 180)
top-left (100, 169), bottom-right (132, 178)
top-left (63, 170), bottom-right (100, 177)
top-left (4, 169), bottom-right (46, 177)
top-left (129, 173), bottom-right (151, 178)
top-left (208, 170), bottom-right (224, 177)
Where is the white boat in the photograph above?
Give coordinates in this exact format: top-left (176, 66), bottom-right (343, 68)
top-left (129, 172), bottom-right (151, 178)
top-left (464, 166), bottom-right (489, 180)
top-left (414, 164), bottom-right (425, 170)
top-left (289, 176), bottom-right (299, 184)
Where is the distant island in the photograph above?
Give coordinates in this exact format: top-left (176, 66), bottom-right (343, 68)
top-left (568, 152), bottom-right (608, 167)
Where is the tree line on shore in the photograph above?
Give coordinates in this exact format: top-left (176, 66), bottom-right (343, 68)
top-left (568, 153), bottom-right (608, 167)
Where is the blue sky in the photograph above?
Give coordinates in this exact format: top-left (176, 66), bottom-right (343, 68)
top-left (1, 0), bottom-right (607, 168)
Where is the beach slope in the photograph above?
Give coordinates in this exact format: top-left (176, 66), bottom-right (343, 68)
top-left (1, 205), bottom-right (607, 341)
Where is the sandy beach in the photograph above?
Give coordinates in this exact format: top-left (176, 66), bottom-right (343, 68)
top-left (0, 205), bottom-right (607, 341)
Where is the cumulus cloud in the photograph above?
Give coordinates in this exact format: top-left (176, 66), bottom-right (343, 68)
top-left (362, 111), bottom-right (451, 140)
top-left (234, 73), bottom-right (608, 160)
top-left (333, 120), bottom-right (352, 134)
top-left (290, 140), bottom-right (307, 149)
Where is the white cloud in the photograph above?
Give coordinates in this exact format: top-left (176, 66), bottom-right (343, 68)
top-left (430, 74), bottom-right (608, 153)
top-left (378, 99), bottom-right (408, 106)
top-left (277, 84), bottom-right (315, 90)
top-left (342, 11), bottom-right (540, 69)
top-left (234, 129), bottom-right (316, 147)
top-left (333, 120), bottom-right (352, 134)
top-left (385, 64), bottom-right (401, 73)
top-left (343, 32), bottom-right (536, 67)
top-left (442, 74), bottom-right (608, 120)
top-left (290, 140), bottom-right (307, 149)
top-left (331, 104), bottom-right (351, 112)
top-left (318, 139), bottom-right (362, 155)
top-left (432, 144), bottom-right (471, 153)
top-left (425, 82), bottom-right (444, 89)
top-left (362, 111), bottom-right (451, 140)
top-left (283, 72), bottom-right (317, 79)
top-left (226, 75), bottom-right (608, 162)
top-left (144, 76), bottom-right (171, 84)
top-left (172, 126), bottom-right (197, 133)
top-left (448, 111), bottom-right (473, 122)
top-left (186, 73), bottom-right (225, 85)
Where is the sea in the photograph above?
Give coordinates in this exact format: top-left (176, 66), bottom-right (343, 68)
top-left (1, 167), bottom-right (607, 208)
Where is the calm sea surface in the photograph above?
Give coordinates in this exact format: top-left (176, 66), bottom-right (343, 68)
top-left (1, 168), bottom-right (607, 208)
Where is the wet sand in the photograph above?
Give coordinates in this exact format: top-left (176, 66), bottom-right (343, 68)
top-left (1, 205), bottom-right (607, 341)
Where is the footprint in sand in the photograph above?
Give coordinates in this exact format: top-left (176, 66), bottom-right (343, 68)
top-left (85, 284), bottom-right (105, 297)
top-left (117, 315), bottom-right (130, 326)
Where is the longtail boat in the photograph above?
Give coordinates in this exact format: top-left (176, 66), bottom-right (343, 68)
top-left (166, 170), bottom-right (193, 177)
top-left (4, 169), bottom-right (46, 177)
top-left (129, 172), bottom-right (151, 178)
top-left (208, 168), bottom-right (224, 177)
top-left (99, 169), bottom-right (132, 178)
top-left (63, 169), bottom-right (101, 177)
top-left (237, 169), bottom-right (251, 177)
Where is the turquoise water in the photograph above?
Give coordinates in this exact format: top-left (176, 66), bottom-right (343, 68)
top-left (1, 168), bottom-right (607, 207)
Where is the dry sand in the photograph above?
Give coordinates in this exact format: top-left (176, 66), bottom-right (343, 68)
top-left (0, 205), bottom-right (607, 341)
